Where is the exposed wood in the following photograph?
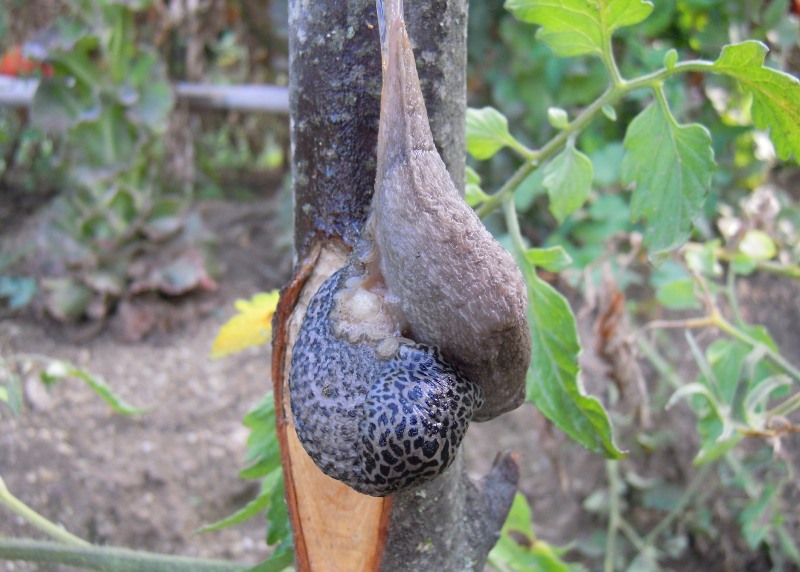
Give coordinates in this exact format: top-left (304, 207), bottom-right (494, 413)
top-left (272, 244), bottom-right (391, 572)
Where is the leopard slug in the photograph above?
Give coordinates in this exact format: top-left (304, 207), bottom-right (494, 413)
top-left (288, 0), bottom-right (530, 497)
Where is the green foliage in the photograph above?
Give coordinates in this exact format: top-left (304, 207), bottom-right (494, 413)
top-left (543, 141), bottom-right (593, 223)
top-left (523, 257), bottom-right (625, 458)
top-left (488, 493), bottom-right (581, 571)
top-left (505, 0), bottom-right (654, 59)
top-left (0, 353), bottom-right (141, 419)
top-left (199, 393), bottom-right (292, 571)
top-left (622, 94), bottom-right (716, 258)
top-left (470, 0), bottom-right (800, 569)
top-left (711, 41), bottom-right (800, 162)
top-left (466, 107), bottom-right (530, 160)
top-left (27, 0), bottom-right (214, 322)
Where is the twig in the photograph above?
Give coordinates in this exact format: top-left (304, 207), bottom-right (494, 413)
top-left (0, 538), bottom-right (244, 571)
top-left (0, 476), bottom-right (90, 547)
top-left (605, 460), bottom-right (622, 572)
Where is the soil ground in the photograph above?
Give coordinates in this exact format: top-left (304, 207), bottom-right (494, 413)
top-left (1, 187), bottom-right (799, 572)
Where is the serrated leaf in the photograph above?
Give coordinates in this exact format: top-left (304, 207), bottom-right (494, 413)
top-left (505, 0), bottom-right (654, 58)
top-left (525, 246), bottom-right (573, 272)
top-left (544, 142), bottom-right (594, 223)
top-left (466, 107), bottom-right (523, 160)
top-left (211, 291), bottom-right (280, 358)
top-left (622, 98), bottom-right (715, 259)
top-left (711, 41), bottom-right (800, 162)
top-left (524, 264), bottom-right (625, 459)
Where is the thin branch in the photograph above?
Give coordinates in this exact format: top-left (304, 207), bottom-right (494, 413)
top-left (604, 460), bottom-right (622, 572)
top-left (0, 538), bottom-right (245, 572)
top-left (0, 477), bottom-right (90, 547)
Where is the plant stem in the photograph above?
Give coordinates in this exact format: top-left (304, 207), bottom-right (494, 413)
top-left (502, 196), bottom-right (528, 259)
top-left (636, 335), bottom-right (684, 391)
top-left (605, 460), bottom-right (621, 572)
top-left (0, 538), bottom-right (244, 572)
top-left (642, 464), bottom-right (711, 546)
top-left (475, 59), bottom-right (715, 218)
top-left (769, 392), bottom-right (800, 418)
top-left (710, 310), bottom-right (800, 384)
top-left (0, 476), bottom-right (90, 547)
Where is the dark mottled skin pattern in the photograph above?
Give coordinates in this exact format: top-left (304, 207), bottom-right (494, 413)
top-left (289, 266), bottom-right (484, 497)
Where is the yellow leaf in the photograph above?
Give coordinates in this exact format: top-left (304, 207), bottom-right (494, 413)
top-left (211, 290), bottom-right (280, 358)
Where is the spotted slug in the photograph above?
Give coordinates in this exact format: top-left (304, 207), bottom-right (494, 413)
top-left (288, 0), bottom-right (530, 497)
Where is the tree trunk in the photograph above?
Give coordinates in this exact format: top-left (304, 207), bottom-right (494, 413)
top-left (274, 0), bottom-right (519, 569)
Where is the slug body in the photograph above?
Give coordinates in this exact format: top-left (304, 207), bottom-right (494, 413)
top-left (371, 0), bottom-right (531, 421)
top-left (291, 255), bottom-right (484, 496)
top-left (288, 0), bottom-right (530, 496)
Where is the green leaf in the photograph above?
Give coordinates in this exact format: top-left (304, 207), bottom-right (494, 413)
top-left (247, 539), bottom-right (294, 572)
top-left (489, 493), bottom-right (575, 572)
top-left (505, 0), bottom-right (654, 58)
top-left (524, 264), bottom-right (625, 458)
top-left (622, 98), bottom-right (715, 259)
top-left (543, 142), bottom-right (594, 223)
top-left (30, 81), bottom-right (79, 132)
top-left (655, 277), bottom-right (700, 310)
top-left (525, 246), bottom-right (573, 272)
top-left (67, 365), bottom-right (143, 415)
top-left (738, 229), bottom-right (777, 261)
top-left (0, 277), bottom-right (37, 310)
top-left (465, 166), bottom-right (489, 207)
top-left (196, 480), bottom-right (273, 533)
top-left (266, 476), bottom-right (290, 546)
top-left (711, 41), bottom-right (800, 162)
top-left (466, 107), bottom-right (524, 160)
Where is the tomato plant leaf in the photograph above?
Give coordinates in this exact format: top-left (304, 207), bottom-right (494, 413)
top-left (505, 0), bottom-right (654, 58)
top-left (712, 40), bottom-right (800, 163)
top-left (525, 246), bottom-right (573, 272)
top-left (543, 142), bottom-right (594, 223)
top-left (622, 98), bottom-right (715, 260)
top-left (196, 478), bottom-right (273, 533)
top-left (466, 107), bottom-right (525, 160)
top-left (489, 493), bottom-right (575, 571)
top-left (524, 263), bottom-right (625, 458)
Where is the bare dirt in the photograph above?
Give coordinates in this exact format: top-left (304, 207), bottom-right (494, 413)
top-left (1, 188), bottom-right (799, 572)
top-left (0, 191), bottom-right (293, 570)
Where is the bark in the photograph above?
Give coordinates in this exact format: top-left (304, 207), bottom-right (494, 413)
top-left (289, 0), bottom-right (466, 258)
top-left (279, 0), bottom-right (519, 570)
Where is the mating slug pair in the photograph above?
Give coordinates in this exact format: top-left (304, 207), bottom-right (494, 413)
top-left (289, 0), bottom-right (530, 497)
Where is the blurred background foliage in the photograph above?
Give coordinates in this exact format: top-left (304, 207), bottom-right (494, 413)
top-left (468, 0), bottom-right (800, 272)
top-left (0, 0), bottom-right (290, 322)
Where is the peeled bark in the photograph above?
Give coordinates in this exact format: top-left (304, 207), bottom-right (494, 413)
top-left (277, 0), bottom-right (519, 569)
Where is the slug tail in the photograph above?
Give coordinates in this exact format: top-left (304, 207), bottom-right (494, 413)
top-left (376, 0), bottom-right (404, 68)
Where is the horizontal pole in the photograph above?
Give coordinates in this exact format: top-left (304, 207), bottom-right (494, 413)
top-left (0, 77), bottom-right (289, 114)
